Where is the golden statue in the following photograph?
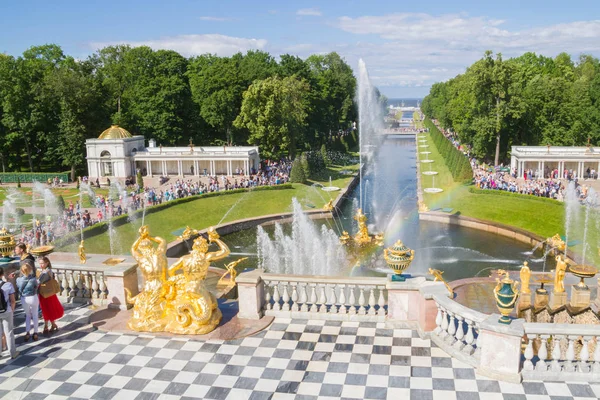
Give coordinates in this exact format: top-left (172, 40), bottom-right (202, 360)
top-left (428, 268), bottom-right (454, 297)
top-left (520, 261), bottom-right (531, 294)
top-left (323, 200), bottom-right (334, 212)
top-left (418, 200), bottom-right (429, 212)
top-left (164, 227), bottom-right (229, 335)
top-left (218, 257), bottom-right (248, 286)
top-left (354, 208), bottom-right (371, 245)
top-left (179, 226), bottom-right (199, 241)
top-left (339, 231), bottom-right (350, 245)
top-left (554, 255), bottom-right (567, 293)
top-left (78, 240), bottom-right (86, 264)
top-left (546, 234), bottom-right (566, 253)
top-left (127, 225), bottom-right (168, 332)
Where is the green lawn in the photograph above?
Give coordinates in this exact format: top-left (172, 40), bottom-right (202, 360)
top-left (58, 164), bottom-right (357, 255)
top-left (417, 130), bottom-right (599, 265)
top-left (0, 187), bottom-right (110, 208)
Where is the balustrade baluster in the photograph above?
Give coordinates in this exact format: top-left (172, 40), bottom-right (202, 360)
top-left (446, 312), bottom-right (457, 344)
top-left (91, 273), bottom-right (99, 299)
top-left (463, 319), bottom-right (475, 355)
top-left (337, 285), bottom-right (347, 314)
top-left (536, 335), bottom-right (549, 372)
top-left (358, 288), bottom-right (366, 315)
top-left (434, 305), bottom-right (443, 335)
top-left (272, 284), bottom-right (281, 311)
top-left (452, 315), bottom-right (465, 350)
top-left (473, 325), bottom-right (482, 360)
top-left (309, 284), bottom-right (318, 313)
top-left (68, 271), bottom-right (77, 298)
top-left (348, 286), bottom-right (357, 315)
top-left (299, 283), bottom-right (308, 312)
top-left (85, 272), bottom-right (93, 298)
top-left (99, 274), bottom-right (107, 299)
top-left (318, 285), bottom-right (327, 313)
top-left (264, 281), bottom-right (272, 311)
top-left (367, 288), bottom-right (376, 315)
top-left (281, 284), bottom-right (290, 312)
top-left (439, 308), bottom-right (449, 338)
top-left (523, 334), bottom-right (536, 371)
top-left (551, 335), bottom-right (563, 372)
top-left (593, 337), bottom-right (600, 373)
top-left (579, 336), bottom-right (591, 373)
top-left (328, 285), bottom-right (337, 314)
top-left (377, 287), bottom-right (385, 316)
top-left (59, 270), bottom-right (68, 296)
top-left (291, 283), bottom-right (299, 312)
top-left (565, 336), bottom-right (576, 372)
top-left (76, 272), bottom-right (84, 298)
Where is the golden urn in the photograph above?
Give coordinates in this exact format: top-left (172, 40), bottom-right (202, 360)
top-left (568, 264), bottom-right (598, 289)
top-left (383, 240), bottom-right (415, 279)
top-left (0, 227), bottom-right (16, 257)
top-left (30, 245), bottom-right (55, 258)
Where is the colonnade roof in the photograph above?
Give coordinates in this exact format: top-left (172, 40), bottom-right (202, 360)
top-left (511, 146), bottom-right (600, 158)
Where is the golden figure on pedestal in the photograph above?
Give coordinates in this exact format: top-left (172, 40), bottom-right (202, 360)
top-left (323, 200), bottom-right (334, 212)
top-left (128, 225), bottom-right (169, 332)
top-left (127, 225), bottom-right (230, 335)
top-left (554, 255), bottom-right (568, 293)
top-left (218, 257), bottom-right (248, 286)
top-left (546, 234), bottom-right (566, 253)
top-left (428, 268), bottom-right (454, 297)
top-left (520, 261), bottom-right (531, 294)
top-left (78, 240), bottom-right (86, 264)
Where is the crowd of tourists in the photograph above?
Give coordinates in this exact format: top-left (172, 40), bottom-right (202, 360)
top-left (431, 120), bottom-right (594, 202)
top-left (1, 245), bottom-right (64, 359)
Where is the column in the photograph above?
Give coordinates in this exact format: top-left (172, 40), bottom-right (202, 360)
top-left (540, 161), bottom-right (545, 179)
top-left (162, 160), bottom-right (166, 176)
top-left (210, 160), bottom-right (215, 176)
top-left (537, 161), bottom-right (541, 179)
top-left (245, 160), bottom-right (249, 176)
top-left (148, 160), bottom-right (153, 177)
top-left (228, 160), bottom-right (232, 176)
top-left (559, 161), bottom-right (564, 179)
top-left (597, 161), bottom-right (600, 179)
top-left (145, 160), bottom-right (150, 176)
top-left (578, 161), bottom-right (583, 179)
top-left (194, 160), bottom-right (199, 176)
top-left (177, 160), bottom-right (183, 176)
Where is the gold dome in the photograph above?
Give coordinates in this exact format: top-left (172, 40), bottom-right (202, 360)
top-left (98, 125), bottom-right (133, 139)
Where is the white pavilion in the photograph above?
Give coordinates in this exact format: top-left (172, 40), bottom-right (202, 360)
top-left (510, 145), bottom-right (600, 179)
top-left (85, 125), bottom-right (260, 179)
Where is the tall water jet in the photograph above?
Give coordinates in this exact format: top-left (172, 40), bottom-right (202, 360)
top-left (563, 181), bottom-right (580, 257)
top-left (256, 198), bottom-right (346, 275)
top-left (357, 59), bottom-right (384, 215)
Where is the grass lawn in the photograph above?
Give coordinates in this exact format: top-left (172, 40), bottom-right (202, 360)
top-left (0, 187), bottom-right (110, 208)
top-left (58, 164), bottom-right (358, 255)
top-left (417, 128), bottom-right (599, 266)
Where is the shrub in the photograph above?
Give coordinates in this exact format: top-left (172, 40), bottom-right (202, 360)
top-left (300, 153), bottom-right (310, 179)
top-left (57, 195), bottom-right (66, 213)
top-left (321, 144), bottom-right (329, 166)
top-left (290, 157), bottom-right (307, 183)
top-left (15, 208), bottom-right (25, 216)
top-left (17, 177), bottom-right (21, 188)
top-left (136, 170), bottom-right (144, 191)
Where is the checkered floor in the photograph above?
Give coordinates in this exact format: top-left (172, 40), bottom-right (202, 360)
top-left (1, 306), bottom-right (600, 399)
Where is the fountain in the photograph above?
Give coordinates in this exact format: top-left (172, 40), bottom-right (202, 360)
top-left (321, 176), bottom-right (340, 192)
top-left (423, 174), bottom-right (443, 194)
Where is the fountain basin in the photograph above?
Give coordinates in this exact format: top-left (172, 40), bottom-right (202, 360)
top-left (321, 186), bottom-right (340, 192)
top-left (421, 160), bottom-right (434, 163)
top-left (424, 188), bottom-right (444, 193)
top-left (422, 171), bottom-right (439, 176)
top-left (419, 145), bottom-right (430, 148)
top-left (420, 152), bottom-right (431, 155)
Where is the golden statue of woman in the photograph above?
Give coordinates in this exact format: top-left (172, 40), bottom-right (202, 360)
top-left (165, 227), bottom-right (229, 335)
top-left (127, 225), bottom-right (168, 332)
top-left (78, 240), bottom-right (86, 264)
top-left (554, 255), bottom-right (567, 293)
top-left (520, 261), bottom-right (531, 294)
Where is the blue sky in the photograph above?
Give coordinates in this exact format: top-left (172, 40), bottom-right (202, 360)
top-left (1, 0), bottom-right (600, 97)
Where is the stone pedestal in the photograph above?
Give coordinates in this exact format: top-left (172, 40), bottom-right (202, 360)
top-left (534, 288), bottom-right (549, 309)
top-left (477, 316), bottom-right (524, 383)
top-left (386, 276), bottom-right (426, 322)
top-left (518, 293), bottom-right (532, 309)
top-left (549, 291), bottom-right (567, 310)
top-left (236, 270), bottom-right (264, 320)
top-left (570, 285), bottom-right (591, 308)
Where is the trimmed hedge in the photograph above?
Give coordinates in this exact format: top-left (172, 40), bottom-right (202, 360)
top-left (424, 118), bottom-right (472, 183)
top-left (0, 172), bottom-right (70, 183)
top-left (54, 184), bottom-right (294, 247)
top-left (467, 187), bottom-right (561, 204)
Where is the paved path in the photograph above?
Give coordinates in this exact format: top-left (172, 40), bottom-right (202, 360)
top-left (1, 305), bottom-right (599, 399)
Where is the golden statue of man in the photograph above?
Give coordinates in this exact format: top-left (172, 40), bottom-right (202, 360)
top-left (353, 208), bottom-right (371, 245)
top-left (520, 261), bottom-right (531, 294)
top-left (554, 255), bottom-right (567, 293)
top-left (165, 227), bottom-right (229, 335)
top-left (128, 225), bottom-right (168, 332)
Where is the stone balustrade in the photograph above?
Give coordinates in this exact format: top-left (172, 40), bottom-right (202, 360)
top-left (262, 273), bottom-right (388, 321)
top-left (53, 267), bottom-right (108, 304)
top-left (522, 323), bottom-right (600, 382)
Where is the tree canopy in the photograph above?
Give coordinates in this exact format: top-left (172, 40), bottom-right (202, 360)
top-left (0, 45), bottom-right (358, 175)
top-left (422, 51), bottom-right (600, 164)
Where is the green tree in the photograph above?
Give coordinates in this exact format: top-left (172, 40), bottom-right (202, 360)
top-left (56, 194), bottom-right (66, 213)
top-left (136, 170), bottom-right (144, 191)
top-left (234, 75), bottom-right (310, 159)
top-left (300, 153), bottom-right (310, 178)
top-left (290, 157), bottom-right (306, 183)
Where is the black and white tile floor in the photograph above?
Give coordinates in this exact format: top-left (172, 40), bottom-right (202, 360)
top-left (1, 305), bottom-right (599, 399)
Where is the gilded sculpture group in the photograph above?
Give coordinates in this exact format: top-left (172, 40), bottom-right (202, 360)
top-left (126, 225), bottom-right (234, 334)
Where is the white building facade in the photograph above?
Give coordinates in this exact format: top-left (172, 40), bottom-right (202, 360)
top-left (510, 146), bottom-right (600, 179)
top-left (86, 125), bottom-right (260, 178)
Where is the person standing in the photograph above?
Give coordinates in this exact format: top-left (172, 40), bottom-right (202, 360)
top-left (15, 243), bottom-right (35, 271)
top-left (0, 268), bottom-right (18, 358)
top-left (16, 260), bottom-right (39, 342)
top-left (38, 257), bottom-right (63, 335)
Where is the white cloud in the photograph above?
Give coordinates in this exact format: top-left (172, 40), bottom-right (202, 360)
top-left (331, 13), bottom-right (600, 95)
top-left (297, 8), bottom-right (322, 17)
top-left (199, 16), bottom-right (232, 22)
top-left (90, 34), bottom-right (267, 57)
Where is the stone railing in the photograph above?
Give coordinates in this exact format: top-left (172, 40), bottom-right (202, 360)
top-left (261, 274), bottom-right (388, 321)
top-left (522, 323), bottom-right (600, 382)
top-left (50, 253), bottom-right (139, 310)
top-left (430, 292), bottom-right (487, 368)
